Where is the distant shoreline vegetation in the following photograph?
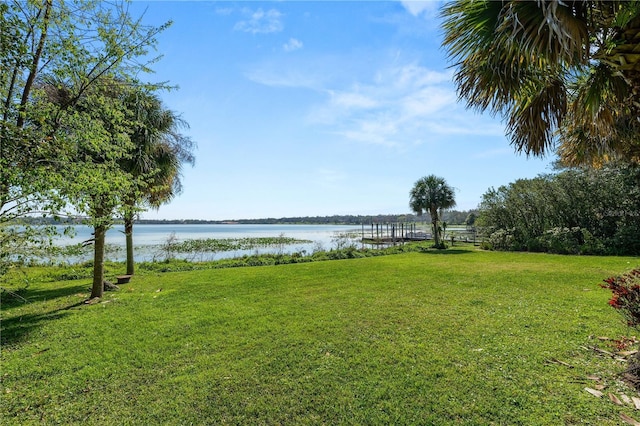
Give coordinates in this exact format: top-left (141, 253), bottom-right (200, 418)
top-left (18, 211), bottom-right (478, 226)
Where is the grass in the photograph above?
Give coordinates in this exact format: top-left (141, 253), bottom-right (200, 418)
top-left (2, 245), bottom-right (640, 424)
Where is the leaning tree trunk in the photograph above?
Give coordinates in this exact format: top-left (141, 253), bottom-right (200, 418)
top-left (91, 223), bottom-right (106, 299)
top-left (124, 212), bottom-right (134, 276)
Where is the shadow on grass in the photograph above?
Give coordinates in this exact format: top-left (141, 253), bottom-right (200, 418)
top-left (1, 283), bottom-right (90, 347)
top-left (417, 248), bottom-right (475, 255)
top-left (2, 282), bottom-right (90, 309)
top-left (0, 301), bottom-right (84, 346)
top-left (1, 301), bottom-right (85, 347)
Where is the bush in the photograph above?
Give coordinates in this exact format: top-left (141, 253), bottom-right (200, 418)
top-left (526, 238), bottom-right (545, 253)
top-left (482, 227), bottom-right (607, 255)
top-left (135, 242), bottom-right (446, 273)
top-left (477, 165), bottom-right (640, 256)
top-left (601, 268), bottom-right (640, 388)
top-left (601, 268), bottom-right (640, 328)
top-left (537, 227), bottom-right (583, 255)
top-left (611, 223), bottom-right (640, 255)
top-left (579, 229), bottom-right (605, 255)
top-left (486, 229), bottom-right (516, 251)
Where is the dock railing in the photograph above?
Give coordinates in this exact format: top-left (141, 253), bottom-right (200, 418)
top-left (361, 223), bottom-right (479, 246)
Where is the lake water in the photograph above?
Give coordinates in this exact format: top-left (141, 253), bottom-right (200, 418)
top-left (54, 223), bottom-right (363, 262)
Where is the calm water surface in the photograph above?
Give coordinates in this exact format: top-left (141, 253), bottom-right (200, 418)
top-left (55, 223), bottom-right (362, 262)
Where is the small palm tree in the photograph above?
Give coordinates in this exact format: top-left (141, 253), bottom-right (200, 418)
top-left (409, 175), bottom-right (456, 249)
top-left (120, 91), bottom-right (195, 275)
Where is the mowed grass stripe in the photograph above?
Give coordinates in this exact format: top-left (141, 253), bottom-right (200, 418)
top-left (2, 248), bottom-right (639, 424)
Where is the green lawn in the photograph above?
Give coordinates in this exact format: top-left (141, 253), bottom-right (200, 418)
top-left (2, 247), bottom-right (640, 424)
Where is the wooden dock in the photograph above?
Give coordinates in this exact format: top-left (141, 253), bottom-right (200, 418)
top-left (360, 222), bottom-right (478, 246)
top-left (360, 222), bottom-right (431, 245)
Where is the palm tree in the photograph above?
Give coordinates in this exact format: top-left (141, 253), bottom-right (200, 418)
top-left (120, 90), bottom-right (195, 275)
top-left (441, 1), bottom-right (640, 166)
top-left (409, 175), bottom-right (456, 249)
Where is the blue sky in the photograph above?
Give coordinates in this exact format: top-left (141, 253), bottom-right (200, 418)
top-left (129, 1), bottom-right (554, 221)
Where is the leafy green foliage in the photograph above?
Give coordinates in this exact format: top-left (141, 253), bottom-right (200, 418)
top-left (118, 89), bottom-right (196, 275)
top-left (478, 164), bottom-right (640, 255)
top-left (0, 0), bottom-right (171, 290)
top-left (601, 269), bottom-right (640, 328)
top-left (441, 0), bottom-right (640, 164)
top-left (601, 268), bottom-right (640, 387)
top-left (409, 175), bottom-right (456, 249)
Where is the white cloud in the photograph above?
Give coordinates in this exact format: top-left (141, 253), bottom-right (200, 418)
top-left (317, 168), bottom-right (345, 181)
top-left (234, 8), bottom-right (283, 34)
top-left (399, 1), bottom-right (440, 17)
top-left (427, 120), bottom-right (504, 136)
top-left (383, 64), bottom-right (451, 88)
top-left (283, 38), bottom-right (303, 52)
top-left (307, 64), bottom-right (469, 147)
top-left (399, 86), bottom-right (455, 118)
top-left (337, 119), bottom-right (401, 148)
top-left (244, 54), bottom-right (341, 89)
top-left (245, 68), bottom-right (321, 89)
top-left (248, 57), bottom-right (502, 149)
top-left (215, 7), bottom-right (233, 16)
top-left (329, 90), bottom-right (379, 109)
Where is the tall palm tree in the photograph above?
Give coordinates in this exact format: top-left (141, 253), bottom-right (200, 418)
top-left (120, 90), bottom-right (195, 275)
top-left (441, 1), bottom-right (640, 166)
top-left (409, 175), bottom-right (456, 249)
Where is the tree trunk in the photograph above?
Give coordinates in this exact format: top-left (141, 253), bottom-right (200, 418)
top-left (91, 223), bottom-right (106, 299)
top-left (431, 207), bottom-right (440, 248)
top-left (124, 212), bottom-right (135, 275)
top-left (16, 0), bottom-right (52, 129)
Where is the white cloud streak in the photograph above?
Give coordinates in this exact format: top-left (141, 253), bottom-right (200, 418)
top-left (307, 64), bottom-right (496, 148)
top-left (283, 38), bottom-right (303, 52)
top-left (245, 67), bottom-right (322, 89)
top-left (329, 90), bottom-right (379, 109)
top-left (248, 59), bottom-right (503, 149)
top-left (399, 1), bottom-right (440, 17)
top-left (234, 8), bottom-right (283, 34)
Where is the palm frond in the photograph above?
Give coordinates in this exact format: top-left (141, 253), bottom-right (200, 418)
top-left (120, 90), bottom-right (196, 209)
top-left (507, 73), bottom-right (567, 156)
top-left (441, 0), bottom-right (640, 163)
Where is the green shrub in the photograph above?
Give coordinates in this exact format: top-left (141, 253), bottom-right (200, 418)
top-left (526, 237), bottom-right (545, 252)
top-left (479, 240), bottom-right (492, 250)
top-left (579, 229), bottom-right (605, 255)
top-left (537, 227), bottom-right (583, 255)
top-left (601, 268), bottom-right (640, 388)
top-left (486, 229), bottom-right (516, 251)
top-left (612, 223), bottom-right (640, 255)
top-left (601, 268), bottom-right (640, 327)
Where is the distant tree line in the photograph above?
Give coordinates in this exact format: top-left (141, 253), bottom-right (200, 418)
top-left (478, 164), bottom-right (640, 255)
top-left (18, 210), bottom-right (479, 227)
top-left (131, 211), bottom-right (479, 226)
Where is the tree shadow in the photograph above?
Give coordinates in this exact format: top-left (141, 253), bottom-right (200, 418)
top-left (2, 283), bottom-right (90, 310)
top-left (1, 283), bottom-right (90, 347)
top-left (416, 248), bottom-right (474, 255)
top-left (1, 302), bottom-right (85, 347)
